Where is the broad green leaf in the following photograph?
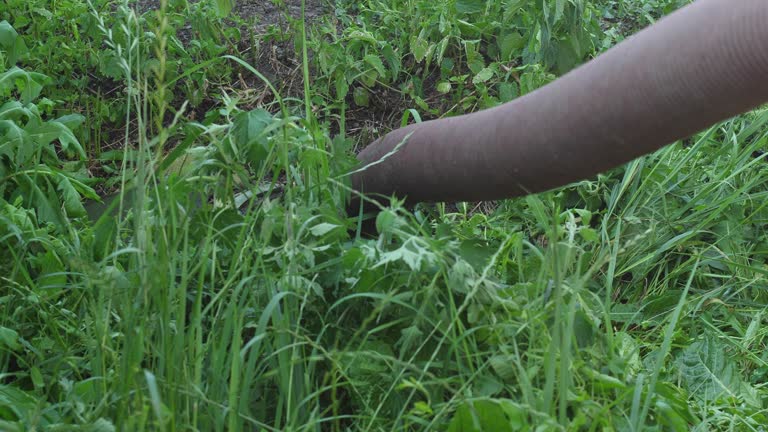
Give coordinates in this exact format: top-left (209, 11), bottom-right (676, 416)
top-left (17, 172), bottom-right (66, 226)
top-left (0, 67), bottom-right (48, 103)
top-left (89, 418), bottom-right (116, 432)
top-left (278, 275), bottom-right (323, 297)
top-left (0, 100), bottom-right (27, 121)
top-left (410, 36), bottom-right (429, 63)
top-left (0, 119), bottom-right (28, 163)
top-left (675, 334), bottom-right (749, 403)
top-left (554, 0), bottom-right (566, 22)
top-left (0, 21), bottom-right (28, 65)
top-left (447, 399), bottom-right (527, 432)
top-left (353, 87), bottom-right (369, 107)
top-left (309, 222), bottom-right (340, 237)
top-left (364, 54), bottom-right (386, 78)
top-left (556, 38), bottom-right (581, 74)
top-left (35, 248), bottom-right (66, 287)
top-left (54, 113), bottom-right (85, 130)
top-left (232, 109), bottom-right (272, 166)
top-left (653, 382), bottom-right (698, 426)
top-left (0, 199), bottom-right (35, 233)
top-left (455, 0), bottom-right (485, 14)
top-left (375, 209), bottom-right (398, 233)
top-left (381, 44), bottom-right (400, 78)
top-left (57, 175), bottom-right (86, 217)
top-left (498, 82), bottom-right (518, 102)
top-left (472, 67), bottom-right (495, 84)
top-left (21, 71), bottom-right (48, 104)
top-left (374, 238), bottom-right (436, 271)
top-left (346, 29), bottom-right (378, 44)
top-left (335, 72), bottom-right (349, 99)
top-left (99, 51), bottom-right (125, 79)
top-left (32, 8), bottom-right (53, 20)
top-left (232, 109), bottom-right (271, 147)
top-left (434, 36), bottom-right (450, 65)
top-left (26, 120), bottom-right (86, 158)
top-left (0, 327), bottom-right (20, 351)
top-left (0, 384), bottom-right (40, 423)
top-left (499, 32), bottom-right (525, 60)
top-left (360, 68), bottom-right (378, 87)
top-left (437, 81), bottom-right (452, 94)
top-left (212, 0), bottom-right (234, 17)
top-left (448, 259), bottom-right (476, 294)
top-left (573, 309), bottom-right (595, 347)
top-left (30, 367), bottom-right (44, 389)
top-left (580, 227), bottom-right (598, 242)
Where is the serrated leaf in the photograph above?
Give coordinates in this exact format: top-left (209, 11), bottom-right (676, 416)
top-left (374, 238), bottom-right (435, 271)
top-left (99, 51), bottom-right (125, 80)
top-left (335, 72), bottom-right (349, 99)
top-left (498, 82), bottom-right (518, 102)
top-left (675, 334), bottom-right (747, 403)
top-left (410, 36), bottom-right (429, 63)
top-left (448, 259), bottom-right (476, 294)
top-left (57, 175), bottom-right (86, 217)
top-left (364, 54), bottom-right (386, 78)
top-left (27, 120), bottom-right (85, 158)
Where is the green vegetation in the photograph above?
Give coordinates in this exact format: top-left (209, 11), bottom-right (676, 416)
top-left (2, 0), bottom-right (768, 430)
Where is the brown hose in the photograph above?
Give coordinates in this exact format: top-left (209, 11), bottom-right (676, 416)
top-left (351, 0), bottom-right (768, 207)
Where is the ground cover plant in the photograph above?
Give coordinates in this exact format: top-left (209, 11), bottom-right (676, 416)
top-left (2, 0), bottom-right (768, 431)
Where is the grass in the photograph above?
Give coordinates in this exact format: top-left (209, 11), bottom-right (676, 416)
top-left (2, 0), bottom-right (768, 430)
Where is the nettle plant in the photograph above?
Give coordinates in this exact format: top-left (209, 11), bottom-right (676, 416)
top-left (0, 21), bottom-right (95, 227)
top-left (314, 0), bottom-right (600, 112)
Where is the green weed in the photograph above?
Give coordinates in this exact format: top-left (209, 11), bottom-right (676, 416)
top-left (1, 1), bottom-right (767, 431)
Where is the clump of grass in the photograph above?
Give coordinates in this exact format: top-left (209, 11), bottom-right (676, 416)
top-left (2, 0), bottom-right (768, 431)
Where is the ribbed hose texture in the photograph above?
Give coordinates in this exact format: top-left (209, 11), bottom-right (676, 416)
top-left (351, 0), bottom-right (768, 205)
